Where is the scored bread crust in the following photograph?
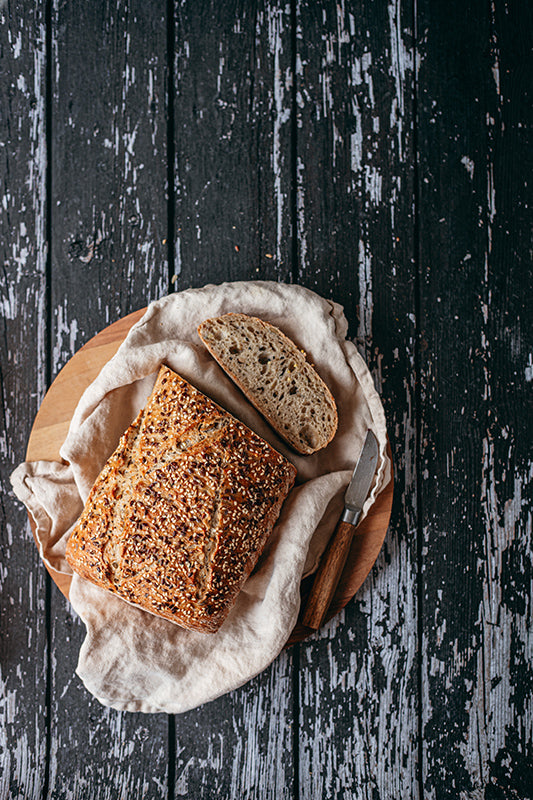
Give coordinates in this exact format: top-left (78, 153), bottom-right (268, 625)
top-left (197, 313), bottom-right (338, 455)
top-left (65, 365), bottom-right (297, 633)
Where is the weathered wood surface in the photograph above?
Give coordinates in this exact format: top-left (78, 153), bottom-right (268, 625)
top-left (47, 1), bottom-right (170, 797)
top-left (173, 0), bottom-right (294, 288)
top-left (0, 4), bottom-right (48, 799)
top-left (1, 0), bottom-right (531, 799)
top-left (417, 1), bottom-right (533, 796)
top-left (294, 2), bottom-right (419, 797)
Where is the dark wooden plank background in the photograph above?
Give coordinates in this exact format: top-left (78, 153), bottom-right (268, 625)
top-left (47, 2), bottom-right (170, 797)
top-left (1, 1), bottom-right (531, 798)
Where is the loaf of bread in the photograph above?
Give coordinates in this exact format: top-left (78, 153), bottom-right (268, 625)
top-left (65, 365), bottom-right (296, 633)
top-left (197, 313), bottom-right (338, 455)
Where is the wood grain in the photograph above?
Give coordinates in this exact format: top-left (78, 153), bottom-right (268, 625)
top-left (417, 0), bottom-right (533, 796)
top-left (294, 1), bottom-right (418, 797)
top-left (46, 0), bottom-right (170, 796)
top-left (0, 4), bottom-right (48, 798)
top-left (302, 520), bottom-right (359, 630)
top-left (173, 0), bottom-right (294, 290)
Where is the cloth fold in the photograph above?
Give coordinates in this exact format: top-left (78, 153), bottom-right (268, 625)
top-left (11, 281), bottom-right (391, 714)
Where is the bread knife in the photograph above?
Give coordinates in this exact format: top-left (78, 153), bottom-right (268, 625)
top-left (302, 429), bottom-right (379, 630)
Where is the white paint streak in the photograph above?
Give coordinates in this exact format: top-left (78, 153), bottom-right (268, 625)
top-left (300, 535), bottom-right (418, 798)
top-left (490, 0), bottom-right (502, 104)
top-left (53, 300), bottom-right (79, 369)
top-left (0, 283), bottom-right (19, 320)
top-left (357, 239), bottom-right (373, 347)
top-left (268, 6), bottom-right (290, 266)
top-left (13, 29), bottom-right (22, 58)
top-left (361, 51), bottom-right (375, 108)
top-left (217, 42), bottom-right (225, 95)
top-left (350, 102), bottom-right (363, 173)
top-left (175, 653), bottom-right (294, 797)
top-left (487, 162), bottom-right (496, 223)
top-left (525, 353), bottom-right (533, 382)
top-left (32, 22), bottom-right (48, 403)
top-left (461, 443), bottom-right (533, 785)
top-left (491, 58), bottom-right (500, 97)
top-left (364, 165), bottom-right (382, 204)
top-left (296, 156), bottom-right (307, 272)
top-left (336, 0), bottom-right (350, 58)
top-left (461, 156), bottom-right (475, 179)
top-left (175, 234), bottom-right (182, 278)
top-left (484, 121), bottom-right (497, 260)
top-left (387, 0), bottom-right (412, 159)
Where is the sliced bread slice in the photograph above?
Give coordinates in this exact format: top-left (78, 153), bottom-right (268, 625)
top-left (197, 313), bottom-right (338, 455)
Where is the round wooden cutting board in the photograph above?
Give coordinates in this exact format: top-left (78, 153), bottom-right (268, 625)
top-left (26, 308), bottom-right (394, 645)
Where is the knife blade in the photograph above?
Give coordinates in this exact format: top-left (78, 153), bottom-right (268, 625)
top-left (302, 430), bottom-right (379, 629)
top-left (341, 429), bottom-right (379, 525)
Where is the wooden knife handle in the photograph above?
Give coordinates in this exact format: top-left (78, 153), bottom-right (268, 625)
top-left (302, 520), bottom-right (356, 630)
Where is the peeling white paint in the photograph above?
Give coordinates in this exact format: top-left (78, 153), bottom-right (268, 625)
top-left (0, 283), bottom-right (19, 320)
top-left (461, 442), bottom-right (533, 784)
top-left (461, 156), bottom-right (475, 179)
top-left (296, 155), bottom-right (307, 272)
top-left (32, 22), bottom-right (48, 404)
top-left (525, 353), bottom-right (533, 382)
top-left (487, 161), bottom-right (496, 232)
top-left (350, 101), bottom-right (363, 173)
top-left (364, 164), bottom-right (382, 204)
top-left (16, 73), bottom-right (27, 93)
top-left (267, 5), bottom-right (291, 266)
top-left (387, 0), bottom-right (412, 159)
top-left (357, 239), bottom-right (372, 346)
top-left (175, 234), bottom-right (182, 278)
top-left (300, 534), bottom-right (418, 799)
top-left (490, 0), bottom-right (502, 105)
top-left (53, 300), bottom-right (79, 369)
top-left (361, 51), bottom-right (375, 108)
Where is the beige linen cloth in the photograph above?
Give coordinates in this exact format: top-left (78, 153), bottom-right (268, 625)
top-left (11, 281), bottom-right (391, 714)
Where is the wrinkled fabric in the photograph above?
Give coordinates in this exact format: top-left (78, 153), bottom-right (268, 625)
top-left (11, 281), bottom-right (391, 713)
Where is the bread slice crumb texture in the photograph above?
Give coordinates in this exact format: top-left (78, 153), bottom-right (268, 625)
top-left (197, 313), bottom-right (338, 454)
top-left (65, 365), bottom-right (296, 633)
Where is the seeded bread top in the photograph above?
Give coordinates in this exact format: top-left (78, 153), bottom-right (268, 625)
top-left (65, 365), bottom-right (296, 633)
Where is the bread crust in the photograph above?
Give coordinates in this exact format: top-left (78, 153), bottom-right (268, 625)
top-left (197, 313), bottom-right (338, 454)
top-left (65, 365), bottom-right (296, 633)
